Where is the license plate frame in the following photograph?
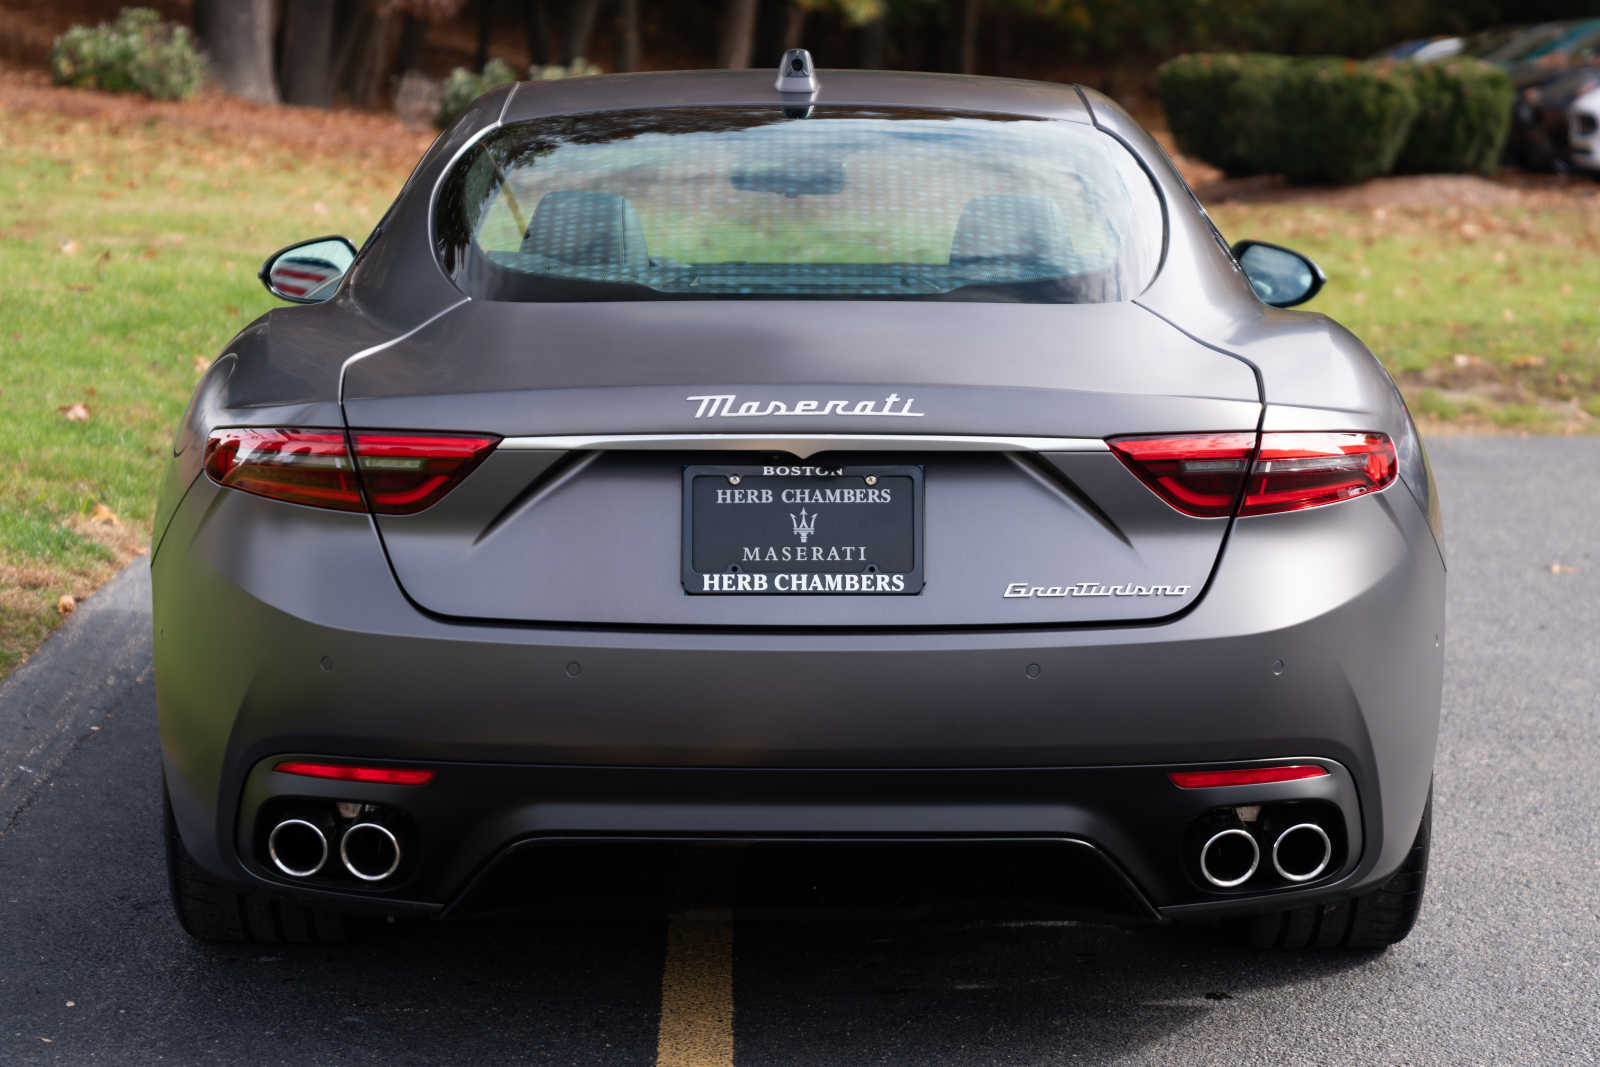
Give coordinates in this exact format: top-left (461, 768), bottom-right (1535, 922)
top-left (682, 464), bottom-right (924, 595)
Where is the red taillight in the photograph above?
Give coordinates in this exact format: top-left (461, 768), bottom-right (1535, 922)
top-left (204, 429), bottom-right (498, 515)
top-left (1169, 765), bottom-right (1329, 789)
top-left (1241, 432), bottom-right (1397, 516)
top-left (1106, 433), bottom-right (1256, 517)
top-left (274, 761), bottom-right (435, 786)
top-left (1108, 431), bottom-right (1396, 517)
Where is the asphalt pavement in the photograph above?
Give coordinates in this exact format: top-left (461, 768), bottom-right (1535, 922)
top-left (2, 436), bottom-right (1597, 1065)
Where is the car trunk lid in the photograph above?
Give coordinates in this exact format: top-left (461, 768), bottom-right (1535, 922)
top-left (341, 300), bottom-right (1259, 627)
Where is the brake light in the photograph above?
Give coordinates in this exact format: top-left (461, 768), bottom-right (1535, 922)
top-left (274, 760), bottom-right (435, 785)
top-left (1108, 431), bottom-right (1396, 517)
top-left (1241, 432), bottom-right (1397, 516)
top-left (1105, 433), bottom-right (1256, 517)
top-left (1169, 765), bottom-right (1328, 788)
top-left (204, 429), bottom-right (498, 514)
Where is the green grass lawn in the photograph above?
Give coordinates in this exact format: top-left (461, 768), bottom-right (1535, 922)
top-left (1, 99), bottom-right (1597, 678)
top-left (0, 107), bottom-right (394, 674)
top-left (1211, 197), bottom-right (1600, 431)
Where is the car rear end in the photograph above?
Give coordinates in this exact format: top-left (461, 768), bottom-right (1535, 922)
top-left (154, 75), bottom-right (1444, 934)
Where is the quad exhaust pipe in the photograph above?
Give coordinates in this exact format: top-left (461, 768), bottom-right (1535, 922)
top-left (340, 821), bottom-right (402, 882)
top-left (1198, 827), bottom-right (1259, 888)
top-left (267, 818), bottom-right (329, 878)
top-left (267, 815), bottom-right (403, 883)
top-left (1271, 822), bottom-right (1333, 883)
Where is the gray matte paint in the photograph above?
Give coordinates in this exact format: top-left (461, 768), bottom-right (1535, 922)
top-left (153, 69), bottom-right (1443, 924)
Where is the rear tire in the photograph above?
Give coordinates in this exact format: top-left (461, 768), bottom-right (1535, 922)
top-left (1231, 789), bottom-right (1431, 951)
top-left (163, 776), bottom-right (347, 945)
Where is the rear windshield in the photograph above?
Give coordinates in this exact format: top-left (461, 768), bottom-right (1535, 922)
top-left (434, 106), bottom-right (1163, 303)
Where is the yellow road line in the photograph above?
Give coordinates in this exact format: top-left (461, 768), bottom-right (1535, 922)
top-left (656, 908), bottom-right (736, 1067)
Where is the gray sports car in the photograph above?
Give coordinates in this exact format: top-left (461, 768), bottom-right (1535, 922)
top-left (153, 53), bottom-right (1444, 949)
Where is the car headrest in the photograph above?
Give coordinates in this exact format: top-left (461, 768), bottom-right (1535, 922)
top-left (949, 194), bottom-right (1074, 268)
top-left (521, 190), bottom-right (649, 270)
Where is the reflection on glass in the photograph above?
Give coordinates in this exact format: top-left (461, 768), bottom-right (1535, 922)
top-left (267, 238), bottom-right (355, 302)
top-left (436, 107), bottom-right (1165, 304)
top-left (1238, 244), bottom-right (1315, 307)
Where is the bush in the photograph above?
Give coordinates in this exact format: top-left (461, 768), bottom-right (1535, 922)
top-left (1390, 59), bottom-right (1514, 176)
top-left (1159, 53), bottom-right (1520, 185)
top-left (1155, 53), bottom-right (1289, 178)
top-left (436, 58), bottom-right (519, 129)
top-left (1269, 59), bottom-right (1419, 184)
top-left (48, 8), bottom-right (204, 101)
top-left (435, 58), bottom-right (603, 129)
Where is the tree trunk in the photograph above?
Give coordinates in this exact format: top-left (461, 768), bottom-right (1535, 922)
top-left (278, 0), bottom-right (335, 107)
top-left (718, 0), bottom-right (759, 69)
top-left (616, 0), bottom-right (640, 72)
top-left (524, 0), bottom-right (553, 65)
top-left (195, 0), bottom-right (279, 103)
top-left (781, 2), bottom-right (806, 52)
top-left (564, 0), bottom-right (602, 64)
top-left (393, 14), bottom-right (427, 79)
top-left (860, 16), bottom-right (886, 69)
top-left (344, 9), bottom-right (400, 109)
top-left (475, 0), bottom-right (493, 69)
top-left (331, 0), bottom-right (371, 102)
top-left (958, 0), bottom-right (981, 75)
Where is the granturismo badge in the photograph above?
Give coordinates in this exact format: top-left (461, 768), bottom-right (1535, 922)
top-left (1003, 581), bottom-right (1193, 598)
top-left (686, 392), bottom-right (924, 418)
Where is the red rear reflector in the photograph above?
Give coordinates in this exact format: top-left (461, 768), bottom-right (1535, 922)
top-left (274, 761), bottom-right (435, 786)
top-left (204, 429), bottom-right (498, 515)
top-left (1169, 765), bottom-right (1328, 789)
top-left (1108, 431), bottom-right (1397, 517)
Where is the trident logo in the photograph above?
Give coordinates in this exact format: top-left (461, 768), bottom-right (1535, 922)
top-left (790, 508), bottom-right (818, 544)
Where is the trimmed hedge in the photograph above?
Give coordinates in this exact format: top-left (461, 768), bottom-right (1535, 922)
top-left (1390, 59), bottom-right (1514, 176)
top-left (1272, 59), bottom-right (1419, 184)
top-left (1154, 53), bottom-right (1289, 178)
top-left (1157, 53), bottom-right (1512, 185)
top-left (48, 7), bottom-right (204, 101)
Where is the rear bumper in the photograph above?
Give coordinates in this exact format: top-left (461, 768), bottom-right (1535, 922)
top-left (155, 477), bottom-right (1444, 921)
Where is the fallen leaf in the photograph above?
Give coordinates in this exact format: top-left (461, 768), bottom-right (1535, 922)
top-left (192, 354), bottom-right (211, 374)
top-left (57, 595), bottom-right (76, 615)
top-left (1511, 355), bottom-right (1546, 369)
top-left (1452, 353), bottom-right (1481, 368)
top-left (59, 240), bottom-right (79, 255)
top-left (65, 1000), bottom-right (75, 1007)
top-left (38, 1037), bottom-right (52, 1043)
top-left (1501, 308), bottom-right (1515, 323)
top-left (1549, 563), bottom-right (1579, 575)
top-left (89, 503), bottom-right (120, 527)
top-left (59, 402), bottom-right (91, 422)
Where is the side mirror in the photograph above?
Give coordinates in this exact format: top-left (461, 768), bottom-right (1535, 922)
top-left (1232, 240), bottom-right (1326, 308)
top-left (260, 235), bottom-right (357, 304)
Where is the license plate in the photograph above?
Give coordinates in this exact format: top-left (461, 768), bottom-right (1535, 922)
top-left (683, 464), bottom-right (924, 595)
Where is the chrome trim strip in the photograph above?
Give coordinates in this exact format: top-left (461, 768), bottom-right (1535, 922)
top-left (497, 433), bottom-right (1108, 459)
top-left (337, 298), bottom-right (469, 405)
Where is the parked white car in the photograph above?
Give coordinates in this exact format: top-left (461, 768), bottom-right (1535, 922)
top-left (1569, 84), bottom-right (1600, 171)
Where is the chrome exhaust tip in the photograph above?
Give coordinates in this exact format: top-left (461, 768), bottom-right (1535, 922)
top-left (1272, 822), bottom-right (1333, 883)
top-left (340, 822), bottom-right (401, 882)
top-left (267, 818), bottom-right (329, 878)
top-left (1199, 827), bottom-right (1260, 888)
